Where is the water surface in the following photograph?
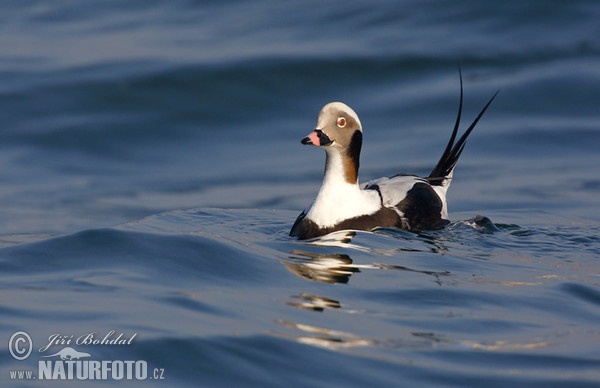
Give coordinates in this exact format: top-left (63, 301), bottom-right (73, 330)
top-left (1, 1), bottom-right (599, 386)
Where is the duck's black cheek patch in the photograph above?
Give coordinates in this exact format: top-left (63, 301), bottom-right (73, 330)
top-left (347, 130), bottom-right (362, 166)
top-left (343, 130), bottom-right (362, 183)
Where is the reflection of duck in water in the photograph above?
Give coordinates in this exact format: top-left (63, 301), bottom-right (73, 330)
top-left (286, 293), bottom-right (341, 312)
top-left (291, 72), bottom-right (497, 240)
top-left (284, 250), bottom-right (450, 285)
top-left (283, 251), bottom-right (360, 284)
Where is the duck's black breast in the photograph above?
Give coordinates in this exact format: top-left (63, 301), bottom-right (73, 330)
top-left (289, 206), bottom-right (404, 240)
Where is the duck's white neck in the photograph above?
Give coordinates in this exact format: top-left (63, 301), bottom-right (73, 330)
top-left (323, 147), bottom-right (357, 187)
top-left (306, 148), bottom-right (379, 227)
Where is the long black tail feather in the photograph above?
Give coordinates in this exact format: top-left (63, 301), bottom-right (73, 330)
top-left (427, 69), bottom-right (498, 186)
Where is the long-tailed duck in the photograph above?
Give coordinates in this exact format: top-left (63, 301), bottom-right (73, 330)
top-left (290, 72), bottom-right (497, 240)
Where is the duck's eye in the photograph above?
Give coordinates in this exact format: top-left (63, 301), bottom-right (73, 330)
top-left (336, 117), bottom-right (346, 128)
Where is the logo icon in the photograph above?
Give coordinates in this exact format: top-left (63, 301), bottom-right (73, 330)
top-left (9, 331), bottom-right (32, 361)
top-left (42, 347), bottom-right (92, 360)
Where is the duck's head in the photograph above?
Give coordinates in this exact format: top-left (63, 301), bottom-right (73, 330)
top-left (301, 102), bottom-right (362, 148)
top-left (301, 102), bottom-right (364, 185)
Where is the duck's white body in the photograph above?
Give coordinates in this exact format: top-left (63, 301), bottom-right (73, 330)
top-left (290, 74), bottom-right (497, 240)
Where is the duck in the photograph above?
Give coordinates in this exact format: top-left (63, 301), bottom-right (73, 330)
top-left (290, 72), bottom-right (497, 240)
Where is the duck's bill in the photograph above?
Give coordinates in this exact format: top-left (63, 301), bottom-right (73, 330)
top-left (301, 129), bottom-right (332, 146)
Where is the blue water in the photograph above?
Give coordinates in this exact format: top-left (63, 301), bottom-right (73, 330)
top-left (1, 1), bottom-right (600, 386)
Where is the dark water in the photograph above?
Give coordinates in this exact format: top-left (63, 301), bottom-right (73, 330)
top-left (1, 1), bottom-right (600, 386)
